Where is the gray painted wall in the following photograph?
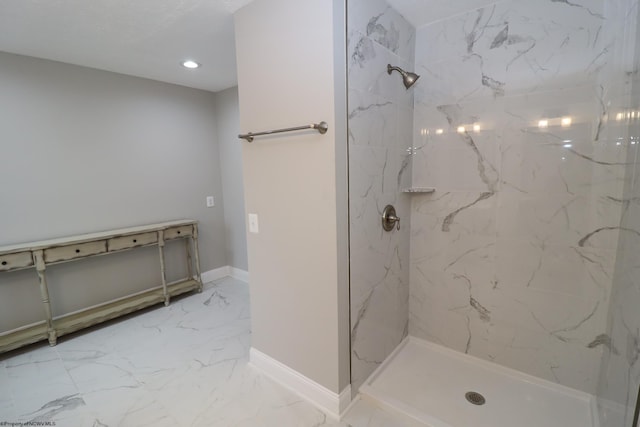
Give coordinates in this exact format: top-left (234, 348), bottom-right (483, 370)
top-left (214, 87), bottom-right (248, 271)
top-left (0, 52), bottom-right (229, 331)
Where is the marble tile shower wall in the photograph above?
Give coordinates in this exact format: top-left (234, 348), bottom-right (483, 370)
top-left (347, 0), bottom-right (415, 394)
top-left (596, 2), bottom-right (640, 424)
top-left (408, 0), bottom-right (635, 394)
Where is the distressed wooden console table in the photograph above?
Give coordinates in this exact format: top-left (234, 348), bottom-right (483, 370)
top-left (0, 220), bottom-right (202, 354)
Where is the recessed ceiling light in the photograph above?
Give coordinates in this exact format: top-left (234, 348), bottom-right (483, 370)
top-left (182, 60), bottom-right (200, 69)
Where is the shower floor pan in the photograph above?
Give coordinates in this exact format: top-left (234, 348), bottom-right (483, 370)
top-left (359, 337), bottom-right (594, 427)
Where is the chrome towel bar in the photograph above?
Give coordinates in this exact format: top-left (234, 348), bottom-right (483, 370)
top-left (238, 121), bottom-right (328, 142)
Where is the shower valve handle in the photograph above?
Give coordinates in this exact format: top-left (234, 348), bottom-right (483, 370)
top-left (388, 214), bottom-right (400, 230)
top-left (382, 205), bottom-right (400, 231)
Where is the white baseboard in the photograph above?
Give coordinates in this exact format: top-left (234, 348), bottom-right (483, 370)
top-left (201, 266), bottom-right (230, 284)
top-left (229, 267), bottom-right (249, 282)
top-left (201, 266), bottom-right (250, 284)
top-left (249, 347), bottom-right (351, 419)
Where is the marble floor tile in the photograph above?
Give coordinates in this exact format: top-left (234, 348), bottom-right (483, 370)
top-left (0, 361), bottom-right (15, 420)
top-left (0, 277), bottom-right (408, 427)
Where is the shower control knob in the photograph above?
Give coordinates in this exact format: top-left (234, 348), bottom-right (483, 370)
top-left (382, 205), bottom-right (400, 231)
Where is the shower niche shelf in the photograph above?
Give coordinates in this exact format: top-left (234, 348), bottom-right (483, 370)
top-left (401, 187), bottom-right (436, 194)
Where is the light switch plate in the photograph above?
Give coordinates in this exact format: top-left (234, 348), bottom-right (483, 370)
top-left (248, 213), bottom-right (259, 233)
top-left (206, 196), bottom-right (215, 207)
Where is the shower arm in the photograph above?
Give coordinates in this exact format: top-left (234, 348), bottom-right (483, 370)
top-left (387, 65), bottom-right (405, 75)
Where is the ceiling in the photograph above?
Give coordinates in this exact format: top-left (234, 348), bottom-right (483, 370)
top-left (0, 0), bottom-right (502, 93)
top-left (386, 0), bottom-right (503, 28)
top-left (0, 0), bottom-right (253, 93)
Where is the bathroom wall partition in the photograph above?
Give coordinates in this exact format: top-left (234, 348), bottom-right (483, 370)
top-left (347, 0), bottom-right (415, 394)
top-left (347, 0), bottom-right (640, 416)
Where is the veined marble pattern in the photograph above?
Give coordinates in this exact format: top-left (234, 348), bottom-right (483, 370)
top-left (347, 0), bottom-right (415, 396)
top-left (0, 278), bottom-right (413, 427)
top-left (596, 1), bottom-right (640, 422)
top-left (408, 0), bottom-right (636, 394)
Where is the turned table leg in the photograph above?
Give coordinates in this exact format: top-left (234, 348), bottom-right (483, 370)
top-left (192, 225), bottom-right (203, 292)
top-left (33, 250), bottom-right (57, 346)
top-left (185, 238), bottom-right (193, 280)
top-left (157, 230), bottom-right (169, 306)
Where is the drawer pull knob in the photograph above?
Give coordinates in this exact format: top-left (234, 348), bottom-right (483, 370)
top-left (133, 239), bottom-right (137, 243)
top-left (75, 249), bottom-right (80, 253)
top-left (1, 261), bottom-right (6, 266)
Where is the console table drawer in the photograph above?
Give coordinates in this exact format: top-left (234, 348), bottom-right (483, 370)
top-left (164, 225), bottom-right (193, 240)
top-left (108, 232), bottom-right (158, 252)
top-left (0, 251), bottom-right (34, 271)
top-left (44, 241), bottom-right (107, 263)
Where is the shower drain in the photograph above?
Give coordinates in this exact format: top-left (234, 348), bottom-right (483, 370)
top-left (465, 391), bottom-right (486, 406)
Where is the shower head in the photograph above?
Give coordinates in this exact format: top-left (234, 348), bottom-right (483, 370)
top-left (387, 64), bottom-right (420, 89)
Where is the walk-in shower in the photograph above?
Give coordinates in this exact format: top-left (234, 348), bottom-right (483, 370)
top-left (347, 0), bottom-right (640, 425)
